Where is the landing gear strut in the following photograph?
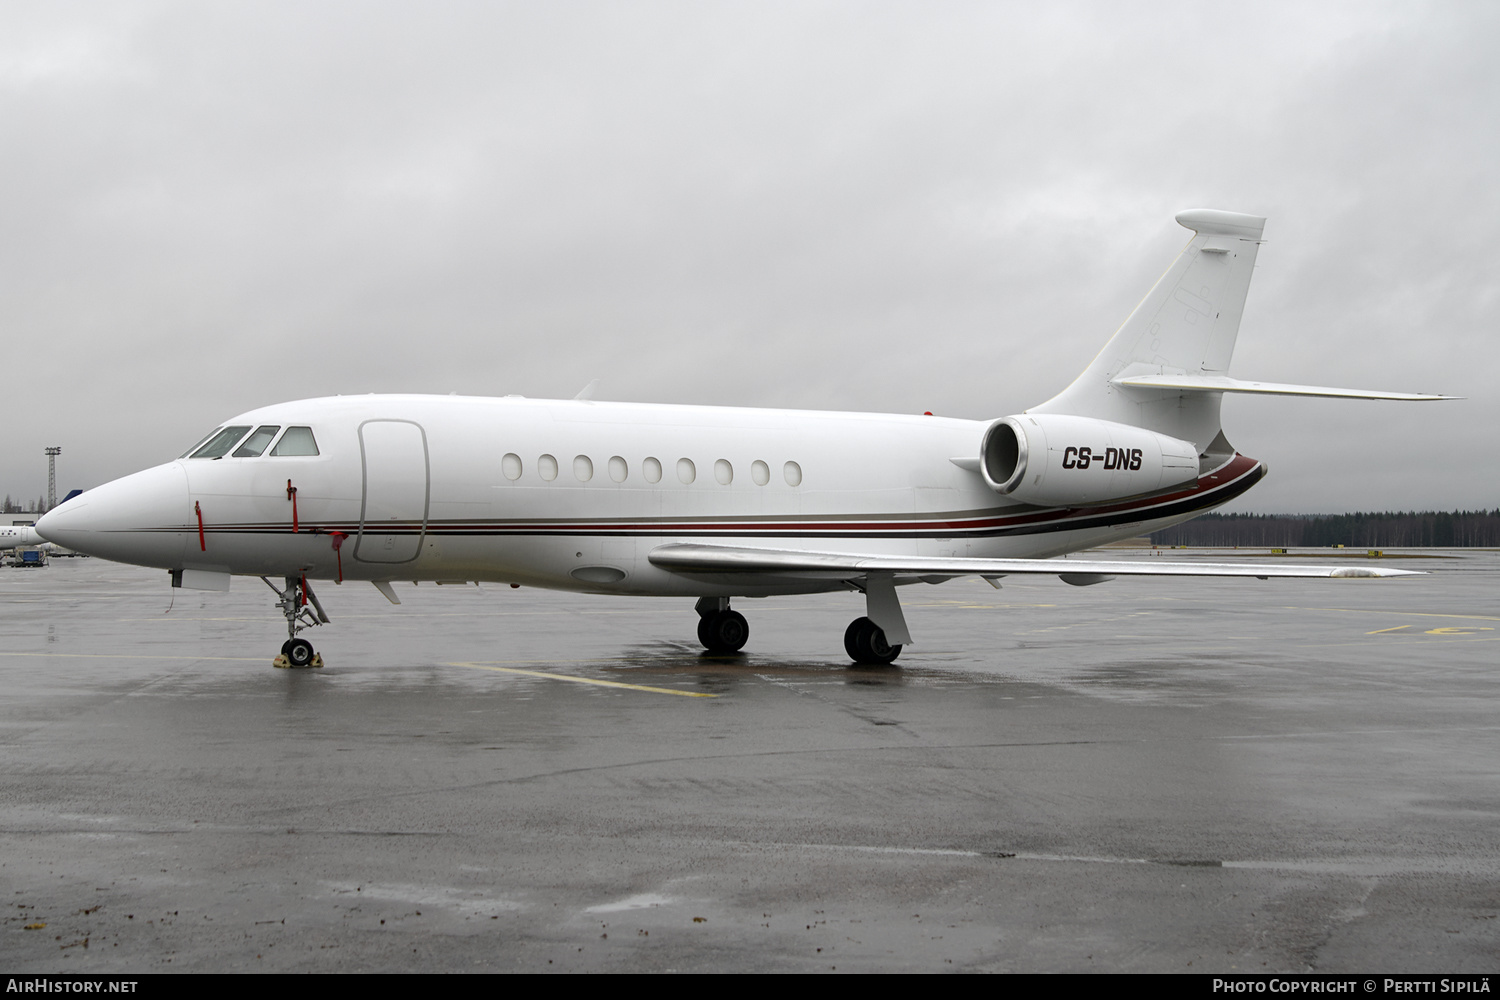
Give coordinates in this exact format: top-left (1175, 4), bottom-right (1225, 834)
top-left (695, 597), bottom-right (748, 654)
top-left (844, 574), bottom-right (909, 665)
top-left (264, 575), bottom-right (329, 669)
top-left (844, 616), bottom-right (902, 665)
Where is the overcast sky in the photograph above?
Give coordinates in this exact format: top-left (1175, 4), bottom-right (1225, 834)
top-left (1, 1), bottom-right (1493, 513)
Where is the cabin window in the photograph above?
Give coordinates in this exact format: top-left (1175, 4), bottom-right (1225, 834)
top-left (232, 425), bottom-right (281, 458)
top-left (677, 458), bottom-right (696, 484)
top-left (538, 454), bottom-right (558, 481)
top-left (501, 453), bottom-right (523, 481)
top-left (190, 426), bottom-right (253, 459)
top-left (271, 426), bottom-right (320, 456)
top-left (751, 460), bottom-right (770, 486)
top-left (608, 456), bottom-right (628, 483)
top-left (643, 457), bottom-right (662, 484)
top-left (714, 459), bottom-right (733, 485)
top-left (574, 455), bottom-right (594, 482)
top-left (783, 461), bottom-right (802, 487)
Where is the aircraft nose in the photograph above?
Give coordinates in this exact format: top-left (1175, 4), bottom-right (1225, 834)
top-left (36, 463), bottom-right (190, 568)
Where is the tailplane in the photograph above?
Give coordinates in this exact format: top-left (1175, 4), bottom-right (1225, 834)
top-left (1031, 210), bottom-right (1454, 454)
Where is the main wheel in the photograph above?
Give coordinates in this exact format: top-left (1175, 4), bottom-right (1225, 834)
top-left (843, 617), bottom-right (873, 660)
top-left (286, 638), bottom-right (316, 668)
top-left (843, 616), bottom-right (901, 665)
top-left (697, 610), bottom-right (749, 653)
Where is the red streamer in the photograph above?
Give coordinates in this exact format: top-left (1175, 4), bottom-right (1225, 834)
top-left (328, 531), bottom-right (348, 584)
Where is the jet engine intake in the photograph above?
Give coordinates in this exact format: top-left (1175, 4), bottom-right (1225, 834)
top-left (980, 414), bottom-right (1199, 506)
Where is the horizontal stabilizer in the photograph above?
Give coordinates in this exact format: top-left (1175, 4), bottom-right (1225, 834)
top-left (649, 543), bottom-right (1421, 581)
top-left (1112, 374), bottom-right (1457, 401)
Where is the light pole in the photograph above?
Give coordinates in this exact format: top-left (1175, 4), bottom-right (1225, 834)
top-left (45, 447), bottom-right (60, 511)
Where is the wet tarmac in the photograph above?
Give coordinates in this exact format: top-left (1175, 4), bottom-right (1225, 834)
top-left (2, 550), bottom-right (1497, 973)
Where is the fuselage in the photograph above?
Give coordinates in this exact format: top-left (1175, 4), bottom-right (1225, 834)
top-left (36, 394), bottom-right (1262, 596)
top-left (0, 524), bottom-right (44, 550)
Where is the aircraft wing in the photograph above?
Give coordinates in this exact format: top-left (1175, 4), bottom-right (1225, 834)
top-left (648, 542), bottom-right (1422, 583)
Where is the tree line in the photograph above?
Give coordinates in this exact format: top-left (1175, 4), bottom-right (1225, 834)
top-left (1150, 510), bottom-right (1500, 547)
top-left (2, 495), bottom-right (46, 515)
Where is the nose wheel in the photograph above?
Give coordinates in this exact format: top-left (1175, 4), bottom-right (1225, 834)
top-left (280, 638), bottom-right (317, 668)
top-left (264, 575), bottom-right (328, 669)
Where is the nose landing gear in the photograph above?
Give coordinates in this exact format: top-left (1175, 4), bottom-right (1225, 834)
top-left (263, 575), bottom-right (329, 669)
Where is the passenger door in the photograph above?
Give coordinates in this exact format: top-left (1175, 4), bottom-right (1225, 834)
top-left (355, 420), bottom-right (429, 564)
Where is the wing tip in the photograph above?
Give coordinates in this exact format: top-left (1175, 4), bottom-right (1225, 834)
top-left (1330, 567), bottom-right (1425, 579)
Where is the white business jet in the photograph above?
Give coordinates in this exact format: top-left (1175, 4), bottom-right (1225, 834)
top-left (37, 210), bottom-right (1450, 668)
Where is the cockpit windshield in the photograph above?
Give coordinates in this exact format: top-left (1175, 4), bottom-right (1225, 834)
top-left (232, 425), bottom-right (281, 458)
top-left (180, 428), bottom-right (221, 459)
top-left (179, 424), bottom-right (319, 459)
top-left (270, 426), bottom-right (319, 456)
top-left (188, 426), bottom-right (253, 459)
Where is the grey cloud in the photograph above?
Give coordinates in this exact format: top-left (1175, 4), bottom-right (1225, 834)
top-left (0, 1), bottom-right (1492, 512)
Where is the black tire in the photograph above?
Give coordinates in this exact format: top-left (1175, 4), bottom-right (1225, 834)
top-left (698, 610), bottom-right (749, 653)
top-left (286, 638), bottom-right (315, 668)
top-left (843, 617), bottom-right (874, 661)
top-left (844, 616), bottom-right (901, 665)
top-left (280, 639), bottom-right (293, 657)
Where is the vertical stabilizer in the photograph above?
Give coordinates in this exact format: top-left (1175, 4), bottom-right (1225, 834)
top-left (1032, 209), bottom-right (1266, 450)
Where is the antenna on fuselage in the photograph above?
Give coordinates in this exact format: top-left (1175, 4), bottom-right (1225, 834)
top-left (573, 379), bottom-right (600, 401)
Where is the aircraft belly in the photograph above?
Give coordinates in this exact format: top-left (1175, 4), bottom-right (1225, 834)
top-left (377, 531), bottom-right (851, 598)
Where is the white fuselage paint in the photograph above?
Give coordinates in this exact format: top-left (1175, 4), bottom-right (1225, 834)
top-left (0, 524), bottom-right (43, 550)
top-left (37, 393), bottom-right (1251, 596)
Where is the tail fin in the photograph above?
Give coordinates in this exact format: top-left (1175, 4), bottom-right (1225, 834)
top-left (1032, 209), bottom-right (1266, 451)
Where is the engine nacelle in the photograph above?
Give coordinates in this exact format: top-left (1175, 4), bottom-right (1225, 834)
top-left (980, 414), bottom-right (1200, 506)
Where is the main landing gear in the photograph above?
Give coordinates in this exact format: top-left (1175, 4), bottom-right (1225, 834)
top-left (264, 575), bottom-right (329, 669)
top-left (844, 616), bottom-right (902, 665)
top-left (691, 595), bottom-right (905, 665)
top-left (695, 597), bottom-right (749, 653)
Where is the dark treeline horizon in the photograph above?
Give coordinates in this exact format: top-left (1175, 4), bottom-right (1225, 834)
top-left (1151, 510), bottom-right (1500, 547)
top-left (2, 495), bottom-right (46, 515)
